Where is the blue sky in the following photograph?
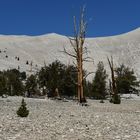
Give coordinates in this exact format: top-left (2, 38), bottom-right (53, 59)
top-left (0, 0), bottom-right (139, 37)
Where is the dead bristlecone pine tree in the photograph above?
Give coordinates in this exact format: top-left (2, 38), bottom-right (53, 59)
top-left (17, 98), bottom-right (29, 117)
top-left (63, 7), bottom-right (93, 103)
top-left (107, 56), bottom-right (121, 104)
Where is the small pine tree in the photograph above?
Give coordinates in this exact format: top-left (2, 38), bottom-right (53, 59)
top-left (17, 98), bottom-right (29, 117)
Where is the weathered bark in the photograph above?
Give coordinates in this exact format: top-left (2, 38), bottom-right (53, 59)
top-left (108, 57), bottom-right (121, 104)
top-left (107, 56), bottom-right (117, 95)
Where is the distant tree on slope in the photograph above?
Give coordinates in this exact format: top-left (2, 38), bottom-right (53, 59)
top-left (115, 64), bottom-right (140, 94)
top-left (92, 61), bottom-right (108, 99)
top-left (25, 74), bottom-right (38, 97)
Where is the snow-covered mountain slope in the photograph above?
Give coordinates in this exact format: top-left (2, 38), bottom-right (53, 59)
top-left (0, 28), bottom-right (140, 80)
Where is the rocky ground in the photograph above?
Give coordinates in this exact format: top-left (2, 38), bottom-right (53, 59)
top-left (0, 96), bottom-right (140, 140)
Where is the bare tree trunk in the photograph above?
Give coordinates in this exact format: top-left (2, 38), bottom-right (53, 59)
top-left (77, 65), bottom-right (81, 101)
top-left (80, 47), bottom-right (84, 101)
top-left (107, 56), bottom-right (117, 95)
top-left (107, 56), bottom-right (121, 104)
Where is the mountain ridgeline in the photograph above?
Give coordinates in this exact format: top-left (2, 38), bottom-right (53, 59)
top-left (0, 28), bottom-right (140, 80)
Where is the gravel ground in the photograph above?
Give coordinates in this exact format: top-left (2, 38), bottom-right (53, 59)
top-left (0, 96), bottom-right (140, 140)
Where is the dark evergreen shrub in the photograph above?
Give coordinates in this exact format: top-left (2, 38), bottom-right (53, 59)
top-left (113, 94), bottom-right (121, 104)
top-left (109, 98), bottom-right (113, 103)
top-left (80, 97), bottom-right (87, 103)
top-left (110, 94), bottom-right (121, 104)
top-left (100, 100), bottom-right (104, 103)
top-left (26, 61), bottom-right (29, 65)
top-left (17, 98), bottom-right (29, 117)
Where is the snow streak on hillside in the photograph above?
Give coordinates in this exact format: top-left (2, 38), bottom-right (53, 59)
top-left (0, 28), bottom-right (140, 80)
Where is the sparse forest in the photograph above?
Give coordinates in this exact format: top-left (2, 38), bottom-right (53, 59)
top-left (0, 59), bottom-right (139, 102)
top-left (0, 7), bottom-right (139, 105)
